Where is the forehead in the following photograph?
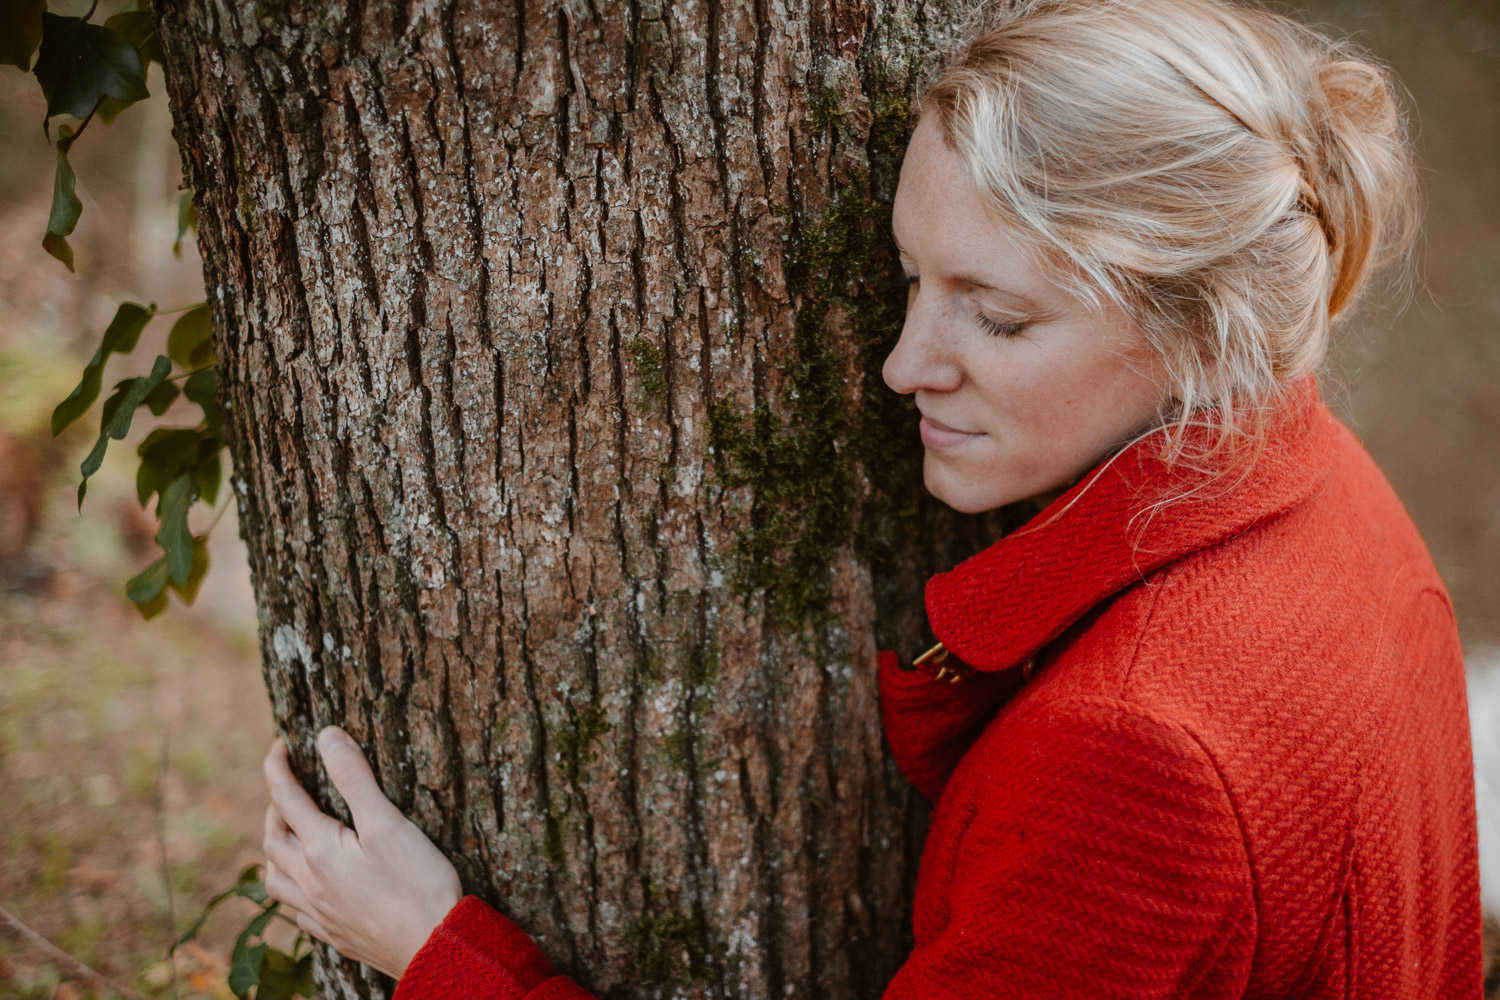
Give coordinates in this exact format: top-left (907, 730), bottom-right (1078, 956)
top-left (890, 118), bottom-right (1053, 297)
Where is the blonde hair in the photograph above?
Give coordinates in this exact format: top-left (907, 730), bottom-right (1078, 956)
top-left (918, 0), bottom-right (1420, 473)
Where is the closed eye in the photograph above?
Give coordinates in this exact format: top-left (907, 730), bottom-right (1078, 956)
top-left (973, 307), bottom-right (1025, 338)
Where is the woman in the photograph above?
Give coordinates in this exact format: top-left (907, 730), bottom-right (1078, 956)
top-left (260, 0), bottom-right (1485, 995)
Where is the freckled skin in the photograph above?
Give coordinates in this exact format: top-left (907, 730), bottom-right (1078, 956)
top-left (882, 116), bottom-right (1171, 514)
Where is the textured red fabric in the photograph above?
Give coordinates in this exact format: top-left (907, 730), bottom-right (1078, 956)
top-left (392, 896), bottom-right (591, 1000)
top-left (881, 375), bottom-right (1482, 998)
top-left (394, 375), bottom-right (1483, 999)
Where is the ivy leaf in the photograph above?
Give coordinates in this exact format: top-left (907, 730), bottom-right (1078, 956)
top-left (128, 535), bottom-right (211, 614)
top-left (77, 354), bottom-right (171, 511)
top-left (291, 951), bottom-right (314, 996)
top-left (167, 303), bottom-right (213, 369)
top-left (167, 534), bottom-right (210, 603)
top-left (0, 0), bottom-right (44, 71)
top-left (136, 427), bottom-right (203, 506)
top-left (183, 366), bottom-right (221, 438)
top-left (103, 373), bottom-right (178, 427)
top-left (145, 378), bottom-right (180, 416)
top-left (229, 941), bottom-right (268, 999)
top-left (228, 903), bottom-right (279, 998)
top-left (125, 555), bottom-right (169, 619)
top-left (174, 192), bottom-right (197, 256)
top-left (172, 866), bottom-right (265, 954)
top-left (102, 9), bottom-right (160, 67)
top-left (52, 301), bottom-right (157, 436)
top-left (42, 127), bottom-right (81, 271)
top-left (156, 471), bottom-right (199, 586)
top-left (33, 12), bottom-right (149, 123)
top-left (193, 452), bottom-right (222, 506)
top-left (96, 9), bottom-right (161, 124)
top-left (235, 876), bottom-right (269, 906)
top-left (253, 949), bottom-right (302, 1000)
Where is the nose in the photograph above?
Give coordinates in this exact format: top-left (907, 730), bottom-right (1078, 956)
top-left (882, 287), bottom-right (964, 396)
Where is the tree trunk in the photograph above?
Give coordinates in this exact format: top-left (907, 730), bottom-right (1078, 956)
top-left (153, 2), bottom-right (1008, 996)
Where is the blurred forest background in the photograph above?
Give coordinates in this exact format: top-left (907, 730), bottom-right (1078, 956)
top-left (1, 0), bottom-right (1496, 996)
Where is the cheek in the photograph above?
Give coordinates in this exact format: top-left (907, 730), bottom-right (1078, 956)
top-left (961, 338), bottom-right (1157, 485)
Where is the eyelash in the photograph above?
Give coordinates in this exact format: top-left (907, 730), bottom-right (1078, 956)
top-left (905, 276), bottom-right (1027, 339)
top-left (973, 307), bottom-right (1025, 339)
top-left (978, 313), bottom-right (1026, 340)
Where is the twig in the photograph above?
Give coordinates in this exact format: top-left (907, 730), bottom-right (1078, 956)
top-left (0, 904), bottom-right (147, 999)
top-left (153, 740), bottom-right (181, 1000)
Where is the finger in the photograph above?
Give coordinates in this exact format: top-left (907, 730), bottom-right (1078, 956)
top-left (294, 908), bottom-right (336, 949)
top-left (264, 796), bottom-right (295, 842)
top-left (263, 803), bottom-right (310, 883)
top-left (263, 737), bottom-right (341, 841)
top-left (263, 859), bottom-right (313, 915)
top-left (316, 726), bottom-right (402, 835)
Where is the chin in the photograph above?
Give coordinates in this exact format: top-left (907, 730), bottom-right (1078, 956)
top-left (923, 464), bottom-right (1012, 515)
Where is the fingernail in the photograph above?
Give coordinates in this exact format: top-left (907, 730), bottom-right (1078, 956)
top-left (318, 726), bottom-right (348, 751)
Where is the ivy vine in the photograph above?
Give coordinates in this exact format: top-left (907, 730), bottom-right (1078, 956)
top-left (6, 2), bottom-right (303, 996)
top-left (6, 0), bottom-right (226, 621)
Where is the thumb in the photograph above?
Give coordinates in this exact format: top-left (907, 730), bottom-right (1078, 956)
top-left (317, 726), bottom-right (399, 834)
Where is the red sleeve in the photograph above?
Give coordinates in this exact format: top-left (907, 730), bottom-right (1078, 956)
top-left (877, 649), bottom-right (1026, 802)
top-left (393, 896), bottom-right (596, 1000)
top-left (884, 695), bottom-right (1255, 999)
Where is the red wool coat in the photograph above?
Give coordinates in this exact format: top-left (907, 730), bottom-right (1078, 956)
top-left (392, 376), bottom-right (1483, 999)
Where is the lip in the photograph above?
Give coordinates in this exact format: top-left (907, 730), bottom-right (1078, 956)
top-left (919, 413), bottom-right (985, 449)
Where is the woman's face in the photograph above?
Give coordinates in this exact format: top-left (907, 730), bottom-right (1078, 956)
top-left (883, 115), bottom-right (1171, 514)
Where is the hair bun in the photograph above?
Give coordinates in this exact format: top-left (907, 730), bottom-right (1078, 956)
top-left (1308, 53), bottom-right (1417, 317)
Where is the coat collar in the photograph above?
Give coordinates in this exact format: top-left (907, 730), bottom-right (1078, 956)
top-left (924, 375), bottom-right (1338, 673)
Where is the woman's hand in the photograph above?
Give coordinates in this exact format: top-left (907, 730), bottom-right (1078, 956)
top-left (260, 726), bottom-right (463, 979)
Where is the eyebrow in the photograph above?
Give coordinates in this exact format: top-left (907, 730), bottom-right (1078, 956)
top-left (892, 232), bottom-right (1044, 310)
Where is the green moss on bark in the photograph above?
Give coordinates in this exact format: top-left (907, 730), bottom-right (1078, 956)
top-left (625, 335), bottom-right (666, 406)
top-left (628, 895), bottom-right (719, 985)
top-left (556, 703), bottom-right (611, 784)
top-left (708, 156), bottom-right (913, 636)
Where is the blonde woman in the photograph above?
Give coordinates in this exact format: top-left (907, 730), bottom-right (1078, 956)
top-left (260, 0), bottom-right (1485, 995)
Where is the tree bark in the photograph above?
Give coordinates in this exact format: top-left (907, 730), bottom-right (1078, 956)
top-left (153, 2), bottom-right (1010, 996)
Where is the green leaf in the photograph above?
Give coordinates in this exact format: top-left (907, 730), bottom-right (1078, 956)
top-left (32, 13), bottom-right (149, 122)
top-left (156, 471), bottom-right (198, 586)
top-left (183, 366), bottom-right (221, 438)
top-left (100, 377), bottom-right (136, 431)
top-left (229, 942), bottom-right (268, 999)
top-left (43, 129), bottom-right (81, 271)
top-left (102, 9), bottom-right (160, 66)
top-left (174, 192), bottom-right (197, 256)
top-left (52, 301), bottom-right (157, 436)
top-left (253, 948), bottom-right (301, 1000)
top-left (0, 0), bottom-right (44, 70)
top-left (77, 354), bottom-right (171, 511)
top-left (165, 534), bottom-right (210, 603)
top-left (145, 378), bottom-right (180, 416)
top-left (96, 11), bottom-right (160, 125)
top-left (125, 555), bottom-right (170, 618)
top-left (234, 873), bottom-right (270, 906)
top-left (172, 865), bottom-right (264, 954)
top-left (126, 555), bottom-right (168, 602)
top-left (228, 903), bottom-right (279, 998)
top-left (167, 303), bottom-right (213, 369)
top-left (133, 585), bottom-right (169, 619)
top-left (136, 427), bottom-right (202, 506)
top-left (291, 951), bottom-right (314, 996)
top-left (193, 452), bottom-right (222, 506)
